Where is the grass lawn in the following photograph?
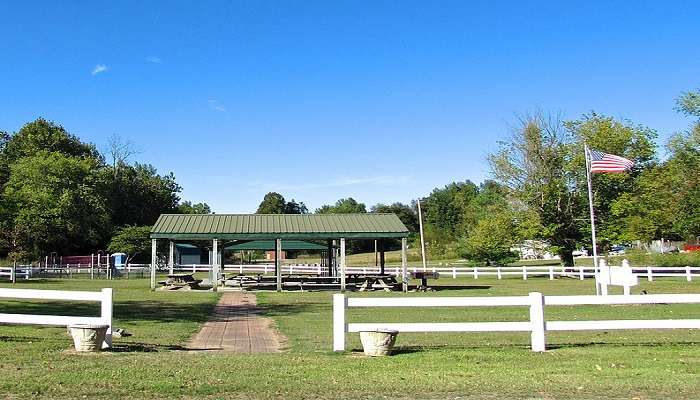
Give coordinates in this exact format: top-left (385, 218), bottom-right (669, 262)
top-left (0, 276), bottom-right (699, 399)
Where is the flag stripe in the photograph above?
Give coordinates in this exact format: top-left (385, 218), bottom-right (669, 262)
top-left (589, 149), bottom-right (634, 173)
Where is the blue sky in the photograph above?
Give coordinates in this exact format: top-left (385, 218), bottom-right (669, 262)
top-left (1, 1), bottom-right (699, 213)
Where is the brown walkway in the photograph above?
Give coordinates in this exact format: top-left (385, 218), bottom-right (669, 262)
top-left (188, 292), bottom-right (283, 353)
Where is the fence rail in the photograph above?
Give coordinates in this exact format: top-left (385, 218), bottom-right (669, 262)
top-left (332, 292), bottom-right (700, 352)
top-left (6, 263), bottom-right (700, 282)
top-left (0, 288), bottom-right (112, 348)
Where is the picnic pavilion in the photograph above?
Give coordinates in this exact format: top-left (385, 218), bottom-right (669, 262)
top-left (149, 213), bottom-right (410, 292)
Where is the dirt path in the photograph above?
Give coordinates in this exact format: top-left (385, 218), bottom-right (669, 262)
top-left (188, 292), bottom-right (283, 353)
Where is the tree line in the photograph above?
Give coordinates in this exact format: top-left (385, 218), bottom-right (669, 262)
top-left (3, 88), bottom-right (698, 265)
top-left (0, 118), bottom-right (209, 261)
top-left (253, 88), bottom-right (700, 265)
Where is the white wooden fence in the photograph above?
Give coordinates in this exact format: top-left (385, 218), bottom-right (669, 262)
top-left (165, 264), bottom-right (698, 282)
top-left (0, 288), bottom-right (113, 348)
top-left (0, 265), bottom-right (31, 283)
top-left (14, 262), bottom-right (700, 282)
top-left (332, 292), bottom-right (700, 352)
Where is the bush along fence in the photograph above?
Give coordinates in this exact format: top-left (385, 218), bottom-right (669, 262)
top-left (332, 292), bottom-right (700, 352)
top-left (0, 287), bottom-right (113, 348)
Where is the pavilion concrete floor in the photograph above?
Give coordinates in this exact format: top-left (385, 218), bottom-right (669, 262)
top-left (187, 292), bottom-right (284, 353)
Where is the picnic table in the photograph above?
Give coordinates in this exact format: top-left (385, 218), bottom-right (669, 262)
top-left (158, 273), bottom-right (203, 290)
top-left (411, 271), bottom-right (439, 291)
top-left (350, 274), bottom-right (398, 292)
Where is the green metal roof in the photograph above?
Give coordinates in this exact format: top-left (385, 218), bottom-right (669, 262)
top-left (225, 240), bottom-right (327, 251)
top-left (150, 213), bottom-right (409, 240)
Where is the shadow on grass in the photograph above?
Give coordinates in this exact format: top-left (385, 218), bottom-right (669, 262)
top-left (348, 340), bottom-right (700, 354)
top-left (0, 299), bottom-right (216, 324)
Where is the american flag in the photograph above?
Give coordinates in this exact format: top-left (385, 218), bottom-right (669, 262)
top-left (588, 149), bottom-right (634, 173)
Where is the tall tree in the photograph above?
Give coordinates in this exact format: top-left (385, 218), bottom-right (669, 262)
top-left (1, 151), bottom-right (110, 259)
top-left (256, 192), bottom-right (287, 214)
top-left (316, 198), bottom-right (367, 214)
top-left (489, 113), bottom-right (581, 266)
top-left (371, 202), bottom-right (419, 233)
top-left (100, 163), bottom-right (181, 228)
top-left (565, 113), bottom-right (657, 247)
top-left (177, 201), bottom-right (212, 214)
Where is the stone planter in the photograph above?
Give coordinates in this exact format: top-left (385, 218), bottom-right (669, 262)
top-left (68, 324), bottom-right (108, 352)
top-left (359, 330), bottom-right (398, 356)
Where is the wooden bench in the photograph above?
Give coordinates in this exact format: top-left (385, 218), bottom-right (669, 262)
top-left (158, 273), bottom-right (203, 290)
top-left (411, 271), bottom-right (439, 291)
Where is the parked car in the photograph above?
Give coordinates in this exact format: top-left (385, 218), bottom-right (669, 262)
top-left (608, 245), bottom-right (626, 256)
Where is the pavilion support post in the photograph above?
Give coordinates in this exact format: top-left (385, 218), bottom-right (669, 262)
top-left (340, 238), bottom-right (346, 293)
top-left (168, 240), bottom-right (174, 275)
top-left (327, 240), bottom-right (334, 277)
top-left (379, 240), bottom-right (386, 275)
top-left (212, 239), bottom-right (218, 292)
top-left (150, 238), bottom-right (157, 291)
top-left (401, 237), bottom-right (408, 292)
top-left (276, 238), bottom-right (282, 292)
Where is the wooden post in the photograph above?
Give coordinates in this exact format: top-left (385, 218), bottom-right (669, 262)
top-left (379, 240), bottom-right (385, 275)
top-left (168, 241), bottom-right (174, 275)
top-left (101, 288), bottom-right (113, 348)
top-left (333, 293), bottom-right (347, 351)
top-left (212, 239), bottom-right (219, 292)
top-left (276, 238), bottom-right (282, 292)
top-left (401, 237), bottom-right (408, 292)
top-left (327, 240), bottom-right (334, 277)
top-left (340, 238), bottom-right (346, 292)
top-left (529, 292), bottom-right (546, 352)
top-left (150, 239), bottom-right (157, 290)
top-left (11, 261), bottom-right (16, 284)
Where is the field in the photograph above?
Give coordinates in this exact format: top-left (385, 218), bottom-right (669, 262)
top-left (1, 276), bottom-right (699, 399)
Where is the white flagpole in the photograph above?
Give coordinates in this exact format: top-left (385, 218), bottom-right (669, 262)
top-left (417, 199), bottom-right (428, 272)
top-left (584, 144), bottom-right (600, 295)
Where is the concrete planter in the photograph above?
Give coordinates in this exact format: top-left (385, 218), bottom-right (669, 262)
top-left (359, 330), bottom-right (398, 356)
top-left (68, 324), bottom-right (108, 352)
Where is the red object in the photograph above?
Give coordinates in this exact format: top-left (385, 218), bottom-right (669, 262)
top-left (684, 245), bottom-right (700, 252)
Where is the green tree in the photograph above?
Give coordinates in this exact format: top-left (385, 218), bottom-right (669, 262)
top-left (256, 192), bottom-right (287, 214)
top-left (107, 225), bottom-right (152, 263)
top-left (284, 199), bottom-right (308, 214)
top-left (177, 201), bottom-right (212, 214)
top-left (100, 163), bottom-right (181, 227)
top-left (1, 151), bottom-right (110, 259)
top-left (371, 202), bottom-right (419, 232)
top-left (316, 198), bottom-right (367, 214)
top-left (256, 192), bottom-right (308, 214)
top-left (566, 113), bottom-right (657, 247)
top-left (460, 206), bottom-right (518, 265)
top-left (489, 113), bottom-right (581, 266)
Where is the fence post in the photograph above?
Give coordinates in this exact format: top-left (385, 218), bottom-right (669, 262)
top-left (686, 266), bottom-right (692, 282)
top-left (452, 265), bottom-right (456, 279)
top-left (333, 294), bottom-right (347, 351)
top-left (497, 266), bottom-right (502, 280)
top-left (522, 266), bottom-right (528, 280)
top-left (11, 262), bottom-right (16, 284)
top-left (647, 266), bottom-right (653, 282)
top-left (90, 254), bottom-right (94, 279)
top-left (579, 266), bottom-right (584, 280)
top-left (548, 265), bottom-right (554, 280)
top-left (529, 292), bottom-right (546, 352)
top-left (101, 288), bottom-right (113, 348)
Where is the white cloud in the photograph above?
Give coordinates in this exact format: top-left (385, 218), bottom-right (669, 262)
top-left (208, 99), bottom-right (226, 112)
top-left (145, 56), bottom-right (162, 64)
top-left (91, 64), bottom-right (108, 75)
top-left (247, 176), bottom-right (413, 193)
